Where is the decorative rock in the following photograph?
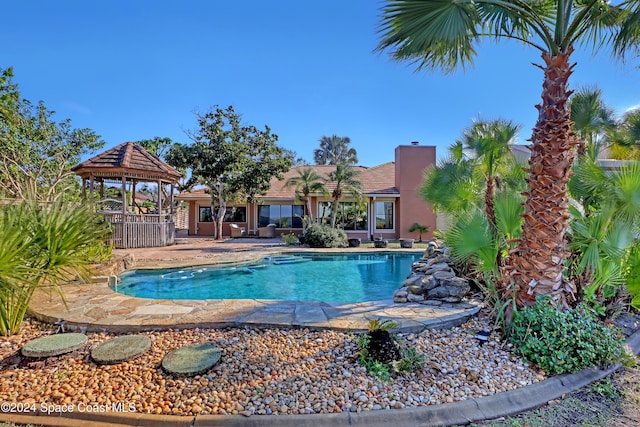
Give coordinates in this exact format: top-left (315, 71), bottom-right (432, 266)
top-left (432, 270), bottom-right (455, 280)
top-left (393, 290), bottom-right (408, 303)
top-left (91, 334), bottom-right (151, 365)
top-left (395, 241), bottom-right (471, 305)
top-left (405, 285), bottom-right (423, 295)
top-left (441, 277), bottom-right (471, 298)
top-left (420, 275), bottom-right (438, 291)
top-left (162, 343), bottom-right (222, 376)
top-left (407, 294), bottom-right (424, 303)
top-left (22, 333), bottom-right (88, 358)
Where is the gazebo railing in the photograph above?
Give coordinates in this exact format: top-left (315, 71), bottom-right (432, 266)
top-left (102, 213), bottom-right (176, 249)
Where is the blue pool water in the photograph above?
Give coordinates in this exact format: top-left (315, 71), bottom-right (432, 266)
top-left (114, 252), bottom-right (421, 302)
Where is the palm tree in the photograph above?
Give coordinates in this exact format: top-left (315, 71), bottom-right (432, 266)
top-left (378, 0), bottom-right (640, 309)
top-left (609, 108), bottom-right (640, 159)
top-left (327, 163), bottom-right (363, 228)
top-left (461, 119), bottom-right (520, 234)
top-left (569, 87), bottom-right (616, 159)
top-left (284, 167), bottom-right (328, 229)
top-left (313, 135), bottom-right (358, 165)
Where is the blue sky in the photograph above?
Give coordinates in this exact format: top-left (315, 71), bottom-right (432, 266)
top-left (3, 0), bottom-right (639, 166)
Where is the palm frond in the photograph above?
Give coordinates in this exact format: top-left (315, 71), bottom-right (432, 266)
top-left (493, 190), bottom-right (524, 241)
top-left (443, 210), bottom-right (499, 274)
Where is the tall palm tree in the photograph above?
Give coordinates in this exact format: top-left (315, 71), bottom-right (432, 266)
top-left (327, 163), bottom-right (363, 228)
top-left (378, 0), bottom-right (640, 309)
top-left (461, 119), bottom-right (520, 234)
top-left (314, 135), bottom-right (358, 165)
top-left (284, 167), bottom-right (328, 229)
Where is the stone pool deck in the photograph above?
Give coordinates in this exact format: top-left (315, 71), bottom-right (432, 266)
top-left (28, 237), bottom-right (481, 333)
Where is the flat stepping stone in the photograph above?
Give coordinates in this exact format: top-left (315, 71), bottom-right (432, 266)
top-left (22, 333), bottom-right (88, 358)
top-left (162, 343), bottom-right (222, 376)
top-left (91, 335), bottom-right (151, 365)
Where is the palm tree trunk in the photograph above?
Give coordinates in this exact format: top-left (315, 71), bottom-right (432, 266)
top-left (485, 175), bottom-right (497, 234)
top-left (501, 48), bottom-right (579, 309)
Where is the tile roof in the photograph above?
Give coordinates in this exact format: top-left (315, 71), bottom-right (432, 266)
top-left (72, 142), bottom-right (182, 182)
top-left (177, 163), bottom-right (399, 200)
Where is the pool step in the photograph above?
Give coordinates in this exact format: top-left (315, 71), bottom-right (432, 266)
top-left (269, 256), bottom-right (311, 265)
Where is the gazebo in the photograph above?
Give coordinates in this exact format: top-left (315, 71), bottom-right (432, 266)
top-left (72, 142), bottom-right (182, 249)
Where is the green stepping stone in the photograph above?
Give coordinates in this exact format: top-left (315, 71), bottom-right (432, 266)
top-left (22, 333), bottom-right (88, 358)
top-left (91, 335), bottom-right (151, 365)
top-left (162, 343), bottom-right (222, 376)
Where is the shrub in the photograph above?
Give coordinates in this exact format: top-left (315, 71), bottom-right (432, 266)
top-left (510, 297), bottom-right (628, 375)
top-left (280, 233), bottom-right (298, 246)
top-left (303, 224), bottom-right (347, 248)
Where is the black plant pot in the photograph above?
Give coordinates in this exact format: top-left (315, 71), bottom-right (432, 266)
top-left (374, 240), bottom-right (388, 248)
top-left (348, 238), bottom-right (361, 247)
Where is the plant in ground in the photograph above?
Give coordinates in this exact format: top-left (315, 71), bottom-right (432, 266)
top-left (280, 233), bottom-right (298, 246)
top-left (510, 297), bottom-right (628, 375)
top-left (0, 200), bottom-right (110, 335)
top-left (303, 223), bottom-right (347, 248)
top-left (408, 222), bottom-right (429, 242)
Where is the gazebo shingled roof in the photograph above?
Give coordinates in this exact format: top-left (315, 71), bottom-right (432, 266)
top-left (72, 142), bottom-right (181, 183)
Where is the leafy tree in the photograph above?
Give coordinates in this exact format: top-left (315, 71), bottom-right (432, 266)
top-left (314, 135), bottom-right (358, 165)
top-left (285, 167), bottom-right (328, 229)
top-left (135, 136), bottom-right (175, 159)
top-left (0, 67), bottom-right (104, 201)
top-left (327, 163), bottom-right (363, 228)
top-left (165, 105), bottom-right (291, 239)
top-left (378, 0), bottom-right (640, 309)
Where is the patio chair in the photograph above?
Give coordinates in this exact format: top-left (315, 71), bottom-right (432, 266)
top-left (258, 224), bottom-right (276, 238)
top-left (230, 223), bottom-right (245, 238)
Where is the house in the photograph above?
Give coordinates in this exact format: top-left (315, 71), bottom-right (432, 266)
top-left (176, 143), bottom-right (437, 240)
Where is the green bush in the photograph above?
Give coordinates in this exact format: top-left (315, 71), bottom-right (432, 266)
top-left (280, 233), bottom-right (299, 246)
top-left (510, 298), bottom-right (627, 375)
top-left (303, 224), bottom-right (347, 248)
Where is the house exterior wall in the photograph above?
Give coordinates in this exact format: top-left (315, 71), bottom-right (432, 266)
top-left (179, 144), bottom-right (438, 240)
top-left (394, 144), bottom-right (437, 240)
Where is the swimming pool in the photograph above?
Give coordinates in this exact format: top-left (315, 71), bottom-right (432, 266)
top-left (114, 252), bottom-right (421, 302)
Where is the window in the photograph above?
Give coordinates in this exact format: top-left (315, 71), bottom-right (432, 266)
top-left (319, 201), bottom-right (367, 230)
top-left (258, 205), bottom-right (304, 228)
top-left (375, 201), bottom-right (394, 229)
top-left (198, 206), bottom-right (247, 223)
top-left (199, 207), bottom-right (213, 222)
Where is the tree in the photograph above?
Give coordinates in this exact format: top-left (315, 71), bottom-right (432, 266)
top-left (461, 119), bottom-right (520, 234)
top-left (0, 67), bottom-right (104, 201)
top-left (609, 108), bottom-right (640, 159)
top-left (313, 135), bottom-right (358, 165)
top-left (408, 222), bottom-right (430, 242)
top-left (378, 0), bottom-right (640, 309)
top-left (569, 87), bottom-right (616, 159)
top-left (285, 167), bottom-right (328, 229)
top-left (327, 163), bottom-right (363, 228)
top-left (165, 105), bottom-right (291, 240)
top-left (135, 136), bottom-right (175, 159)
